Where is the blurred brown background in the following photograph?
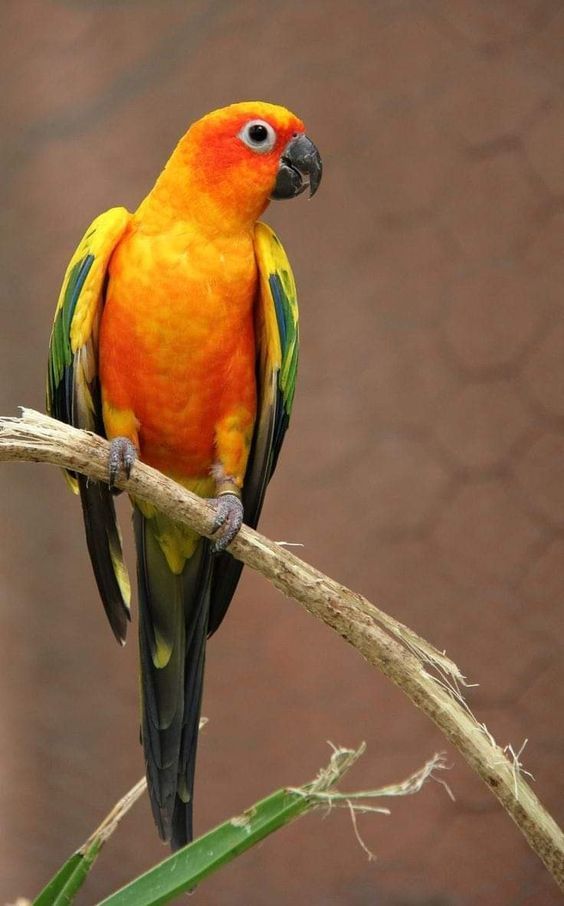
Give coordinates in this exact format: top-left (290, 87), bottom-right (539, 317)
top-left (1, 1), bottom-right (563, 903)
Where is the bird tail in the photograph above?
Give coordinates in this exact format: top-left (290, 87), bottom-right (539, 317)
top-left (133, 507), bottom-right (212, 849)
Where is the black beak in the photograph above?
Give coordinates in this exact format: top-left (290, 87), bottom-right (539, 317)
top-left (271, 134), bottom-right (322, 200)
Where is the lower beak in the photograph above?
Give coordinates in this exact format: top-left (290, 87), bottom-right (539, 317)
top-left (271, 134), bottom-right (323, 200)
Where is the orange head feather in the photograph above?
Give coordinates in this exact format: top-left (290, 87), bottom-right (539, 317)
top-left (137, 102), bottom-right (317, 234)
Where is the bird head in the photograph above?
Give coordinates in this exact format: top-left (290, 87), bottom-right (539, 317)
top-left (145, 102), bottom-right (322, 232)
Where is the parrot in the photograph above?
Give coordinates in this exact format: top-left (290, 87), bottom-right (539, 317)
top-left (46, 101), bottom-right (322, 849)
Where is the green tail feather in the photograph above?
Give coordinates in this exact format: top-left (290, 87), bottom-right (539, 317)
top-left (134, 508), bottom-right (212, 848)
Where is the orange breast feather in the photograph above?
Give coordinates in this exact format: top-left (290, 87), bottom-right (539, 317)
top-left (99, 221), bottom-right (257, 487)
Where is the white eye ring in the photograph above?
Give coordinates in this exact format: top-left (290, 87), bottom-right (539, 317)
top-left (238, 119), bottom-right (277, 154)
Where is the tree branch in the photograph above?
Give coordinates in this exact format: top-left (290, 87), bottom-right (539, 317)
top-left (1, 409), bottom-right (563, 891)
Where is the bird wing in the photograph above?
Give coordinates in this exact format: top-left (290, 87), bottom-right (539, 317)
top-left (208, 220), bottom-right (299, 633)
top-left (47, 207), bottom-right (132, 643)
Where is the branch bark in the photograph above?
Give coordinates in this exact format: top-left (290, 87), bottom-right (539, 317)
top-left (1, 409), bottom-right (563, 891)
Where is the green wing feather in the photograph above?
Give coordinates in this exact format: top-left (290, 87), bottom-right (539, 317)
top-left (208, 221), bottom-right (299, 634)
top-left (250, 220), bottom-right (299, 490)
top-left (46, 207), bottom-right (132, 643)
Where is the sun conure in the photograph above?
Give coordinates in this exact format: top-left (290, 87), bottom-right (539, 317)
top-left (46, 101), bottom-right (322, 848)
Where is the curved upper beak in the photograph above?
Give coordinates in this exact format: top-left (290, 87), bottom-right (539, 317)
top-left (271, 134), bottom-right (323, 200)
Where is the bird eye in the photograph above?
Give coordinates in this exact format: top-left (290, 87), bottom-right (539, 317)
top-left (239, 120), bottom-right (277, 153)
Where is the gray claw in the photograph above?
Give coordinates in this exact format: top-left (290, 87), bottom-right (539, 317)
top-left (211, 493), bottom-right (243, 553)
top-left (212, 506), bottom-right (228, 534)
top-left (108, 437), bottom-right (137, 488)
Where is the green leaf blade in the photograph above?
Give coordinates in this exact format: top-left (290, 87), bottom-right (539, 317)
top-left (97, 789), bottom-right (308, 906)
top-left (33, 853), bottom-right (83, 906)
top-left (33, 838), bottom-right (102, 906)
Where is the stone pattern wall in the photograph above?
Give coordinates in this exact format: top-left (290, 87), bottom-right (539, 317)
top-left (1, 2), bottom-right (563, 904)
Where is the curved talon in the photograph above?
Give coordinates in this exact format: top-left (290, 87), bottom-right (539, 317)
top-left (210, 493), bottom-right (243, 553)
top-left (108, 437), bottom-right (137, 489)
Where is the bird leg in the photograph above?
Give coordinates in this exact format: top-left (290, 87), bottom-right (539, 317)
top-left (108, 436), bottom-right (138, 489)
top-left (209, 479), bottom-right (243, 554)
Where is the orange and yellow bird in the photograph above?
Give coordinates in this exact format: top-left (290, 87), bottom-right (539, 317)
top-left (46, 102), bottom-right (322, 848)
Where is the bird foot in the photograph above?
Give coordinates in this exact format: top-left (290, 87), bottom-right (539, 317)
top-left (210, 493), bottom-right (243, 553)
top-left (108, 436), bottom-right (137, 489)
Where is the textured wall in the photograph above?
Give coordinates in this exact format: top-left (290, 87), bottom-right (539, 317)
top-left (1, 1), bottom-right (563, 904)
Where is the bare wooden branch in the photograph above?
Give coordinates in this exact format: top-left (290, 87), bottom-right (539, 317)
top-left (1, 408), bottom-right (563, 891)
